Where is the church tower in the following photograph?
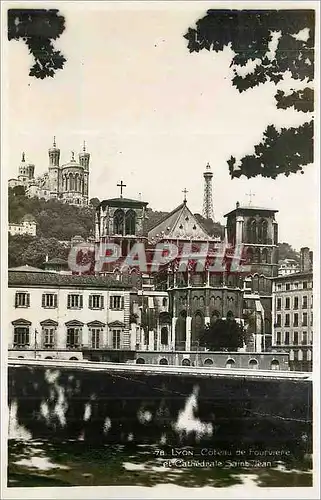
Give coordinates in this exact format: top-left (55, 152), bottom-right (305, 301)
top-left (18, 152), bottom-right (35, 184)
top-left (79, 141), bottom-right (90, 204)
top-left (48, 137), bottom-right (60, 199)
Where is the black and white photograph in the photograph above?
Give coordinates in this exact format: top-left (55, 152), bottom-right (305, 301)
top-left (1, 1), bottom-right (319, 498)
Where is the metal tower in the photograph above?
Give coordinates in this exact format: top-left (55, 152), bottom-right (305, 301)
top-left (202, 163), bottom-right (214, 220)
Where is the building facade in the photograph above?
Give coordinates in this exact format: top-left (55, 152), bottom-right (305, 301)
top-left (272, 248), bottom-right (313, 371)
top-left (8, 139), bottom-right (90, 206)
top-left (8, 267), bottom-right (131, 361)
top-left (8, 214), bottom-right (37, 237)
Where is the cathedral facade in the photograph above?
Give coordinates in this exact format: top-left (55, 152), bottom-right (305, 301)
top-left (8, 138), bottom-right (90, 206)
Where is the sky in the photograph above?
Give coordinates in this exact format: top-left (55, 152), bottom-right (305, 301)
top-left (5, 2), bottom-right (318, 251)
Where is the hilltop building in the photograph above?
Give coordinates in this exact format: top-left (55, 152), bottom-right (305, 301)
top-left (8, 214), bottom-right (37, 237)
top-left (8, 138), bottom-right (90, 206)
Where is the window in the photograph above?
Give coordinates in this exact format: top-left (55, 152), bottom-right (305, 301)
top-left (310, 312), bottom-right (313, 326)
top-left (276, 298), bottom-right (282, 310)
top-left (15, 292), bottom-right (30, 308)
top-left (311, 295), bottom-right (313, 308)
top-left (293, 313), bottom-right (299, 327)
top-left (160, 327), bottom-right (168, 345)
top-left (66, 328), bottom-right (81, 348)
top-left (271, 360), bottom-right (280, 371)
top-left (42, 293), bottom-right (57, 308)
top-left (136, 358), bottom-right (145, 364)
top-left (159, 358), bottom-right (168, 365)
top-left (294, 296), bottom-right (298, 309)
top-left (276, 332), bottom-right (281, 346)
top-left (110, 296), bottom-right (124, 310)
top-left (67, 294), bottom-right (83, 309)
top-left (303, 282), bottom-right (308, 289)
top-left (249, 359), bottom-right (259, 370)
top-left (204, 358), bottom-right (214, 365)
top-left (13, 326), bottom-right (30, 347)
top-left (112, 329), bottom-right (121, 349)
top-left (293, 331), bottom-right (299, 345)
top-left (276, 314), bottom-right (281, 327)
top-left (91, 329), bottom-right (101, 349)
top-left (43, 327), bottom-right (56, 348)
top-left (182, 358), bottom-right (191, 366)
top-left (277, 284), bottom-right (282, 291)
top-left (285, 297), bottom-right (290, 309)
top-left (310, 332), bottom-right (313, 345)
top-left (226, 359), bottom-right (235, 369)
top-left (285, 314), bottom-right (290, 327)
top-left (162, 298), bottom-right (167, 307)
top-left (294, 282), bottom-right (299, 289)
top-left (302, 332), bottom-right (307, 345)
top-left (302, 296), bottom-right (308, 309)
top-left (285, 283), bottom-right (290, 291)
top-left (284, 332), bottom-right (290, 345)
top-left (89, 294), bottom-right (104, 309)
top-left (302, 312), bottom-right (308, 327)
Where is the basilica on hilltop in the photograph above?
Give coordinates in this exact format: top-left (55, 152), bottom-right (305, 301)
top-left (8, 138), bottom-right (90, 206)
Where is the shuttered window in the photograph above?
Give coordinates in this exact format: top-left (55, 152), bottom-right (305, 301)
top-left (110, 296), bottom-right (124, 310)
top-left (15, 292), bottom-right (30, 308)
top-left (42, 294), bottom-right (58, 308)
top-left (67, 294), bottom-right (83, 309)
top-left (89, 295), bottom-right (104, 309)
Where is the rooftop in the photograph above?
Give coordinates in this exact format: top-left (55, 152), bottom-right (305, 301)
top-left (224, 205), bottom-right (278, 217)
top-left (99, 197), bottom-right (148, 210)
top-left (8, 270), bottom-right (131, 289)
top-left (272, 270), bottom-right (313, 281)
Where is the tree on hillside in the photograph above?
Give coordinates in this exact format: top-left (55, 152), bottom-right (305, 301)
top-left (199, 318), bottom-right (245, 351)
top-left (278, 242), bottom-right (300, 262)
top-left (8, 9), bottom-right (66, 79)
top-left (184, 9), bottom-right (314, 179)
top-left (194, 213), bottom-right (224, 238)
top-left (89, 197), bottom-right (100, 209)
top-left (20, 237), bottom-right (69, 268)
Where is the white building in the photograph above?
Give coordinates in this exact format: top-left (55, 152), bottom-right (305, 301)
top-left (8, 266), bottom-right (132, 361)
top-left (8, 214), bottom-right (37, 237)
top-left (278, 259), bottom-right (300, 276)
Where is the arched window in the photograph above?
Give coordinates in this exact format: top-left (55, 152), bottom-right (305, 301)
top-left (136, 358), bottom-right (145, 364)
top-left (175, 310), bottom-right (186, 349)
top-left (226, 310), bottom-right (234, 321)
top-left (113, 209), bottom-right (124, 235)
top-left (204, 358), bottom-right (213, 366)
top-left (261, 248), bottom-right (268, 264)
top-left (17, 356), bottom-right (24, 359)
top-left (159, 358), bottom-right (168, 365)
top-left (226, 358), bottom-right (235, 369)
top-left (69, 356), bottom-right (78, 361)
top-left (254, 247), bottom-right (261, 263)
top-left (45, 356), bottom-right (53, 360)
top-left (271, 359), bottom-right (280, 370)
top-left (210, 310), bottom-right (220, 324)
top-left (261, 219), bottom-right (268, 244)
top-left (161, 327), bottom-right (168, 345)
top-left (246, 247), bottom-right (253, 264)
top-left (182, 358), bottom-right (191, 366)
top-left (162, 298), bottom-right (167, 308)
top-left (191, 311), bottom-right (205, 342)
top-left (247, 219), bottom-right (257, 243)
top-left (125, 210), bottom-right (136, 235)
top-left (249, 358), bottom-right (259, 369)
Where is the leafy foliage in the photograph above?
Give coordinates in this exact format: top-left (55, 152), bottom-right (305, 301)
top-left (8, 9), bottom-right (66, 79)
top-left (199, 318), bottom-right (245, 351)
top-left (278, 242), bottom-right (300, 262)
top-left (184, 9), bottom-right (315, 179)
top-left (8, 188), bottom-right (94, 240)
top-left (8, 234), bottom-right (69, 268)
top-left (194, 213), bottom-right (224, 238)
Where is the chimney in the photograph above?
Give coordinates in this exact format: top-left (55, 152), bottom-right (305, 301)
top-left (300, 247), bottom-right (312, 273)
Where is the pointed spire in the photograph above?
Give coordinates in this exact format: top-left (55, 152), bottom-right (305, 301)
top-left (53, 136), bottom-right (56, 148)
top-left (22, 152), bottom-right (25, 162)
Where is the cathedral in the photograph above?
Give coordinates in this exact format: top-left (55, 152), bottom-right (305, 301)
top-left (91, 165), bottom-right (279, 362)
top-left (8, 138), bottom-right (90, 206)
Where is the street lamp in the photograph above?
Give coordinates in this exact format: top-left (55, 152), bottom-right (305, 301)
top-left (34, 329), bottom-right (38, 359)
